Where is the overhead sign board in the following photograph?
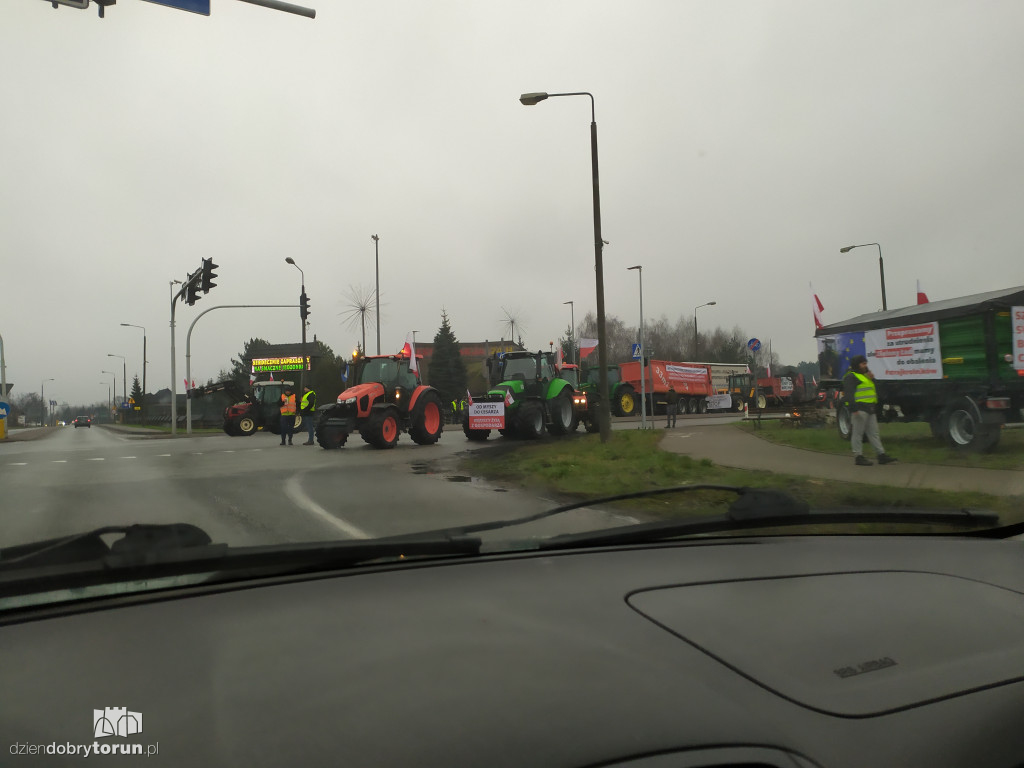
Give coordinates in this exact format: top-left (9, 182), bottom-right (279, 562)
top-left (141, 0), bottom-right (211, 14)
top-left (251, 356), bottom-right (311, 373)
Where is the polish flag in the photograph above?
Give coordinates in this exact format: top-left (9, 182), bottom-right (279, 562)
top-left (401, 333), bottom-right (418, 374)
top-left (466, 389), bottom-right (474, 406)
top-left (555, 346), bottom-right (564, 370)
top-left (766, 362), bottom-right (772, 378)
top-left (916, 280), bottom-right (930, 305)
top-left (810, 283), bottom-right (825, 329)
top-left (504, 388), bottom-right (514, 407)
top-left (577, 338), bottom-right (599, 359)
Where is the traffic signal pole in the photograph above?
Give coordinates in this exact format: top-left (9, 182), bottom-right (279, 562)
top-left (183, 304), bottom-right (299, 435)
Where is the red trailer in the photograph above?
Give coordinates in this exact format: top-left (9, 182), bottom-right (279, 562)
top-left (618, 360), bottom-right (714, 414)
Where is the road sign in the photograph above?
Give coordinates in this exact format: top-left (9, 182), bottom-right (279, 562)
top-left (141, 0), bottom-right (211, 14)
top-left (747, 338), bottom-right (761, 352)
top-left (0, 383), bottom-right (12, 397)
top-left (121, 401), bottom-right (130, 409)
top-left (0, 401), bottom-right (9, 419)
top-left (631, 343), bottom-right (642, 360)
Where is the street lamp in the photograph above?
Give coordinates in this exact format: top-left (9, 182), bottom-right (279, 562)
top-left (839, 242), bottom-right (887, 311)
top-left (107, 354), bottom-right (126, 415)
top-left (169, 279), bottom-right (183, 436)
top-left (521, 90), bottom-right (611, 442)
top-left (371, 234), bottom-right (381, 355)
top-left (121, 323), bottom-right (146, 423)
top-left (627, 266), bottom-right (648, 430)
top-left (562, 300), bottom-right (575, 366)
top-left (40, 378), bottom-right (53, 427)
top-left (285, 257), bottom-right (308, 391)
top-left (100, 381), bottom-right (111, 413)
top-left (693, 301), bottom-right (717, 359)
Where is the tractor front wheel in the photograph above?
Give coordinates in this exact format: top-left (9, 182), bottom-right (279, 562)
top-left (410, 392), bottom-right (444, 445)
top-left (236, 415), bottom-right (257, 436)
top-left (516, 401), bottom-right (545, 439)
top-left (546, 391), bottom-right (574, 436)
top-left (364, 409), bottom-right (401, 449)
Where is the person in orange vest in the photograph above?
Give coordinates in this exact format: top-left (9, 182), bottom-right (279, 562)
top-left (279, 386), bottom-right (297, 446)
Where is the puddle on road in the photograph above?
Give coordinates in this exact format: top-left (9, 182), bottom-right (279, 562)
top-left (410, 462), bottom-right (496, 487)
top-left (445, 475), bottom-right (472, 483)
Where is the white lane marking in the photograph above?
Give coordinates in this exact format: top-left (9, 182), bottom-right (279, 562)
top-left (121, 456), bottom-right (137, 460)
top-left (9, 462), bottom-right (28, 466)
top-left (52, 460), bottom-right (67, 463)
top-left (87, 457), bottom-right (105, 461)
top-left (192, 452), bottom-right (204, 455)
top-left (284, 472), bottom-right (370, 539)
top-left (158, 454), bottom-right (171, 457)
top-left (223, 450), bottom-right (235, 454)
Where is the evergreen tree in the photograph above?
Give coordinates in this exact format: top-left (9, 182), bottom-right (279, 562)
top-left (429, 309), bottom-right (468, 409)
top-left (130, 375), bottom-right (143, 404)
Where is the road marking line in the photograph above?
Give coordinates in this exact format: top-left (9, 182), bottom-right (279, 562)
top-left (223, 450), bottom-right (235, 453)
top-left (87, 457), bottom-right (105, 461)
top-left (284, 472), bottom-right (370, 539)
top-left (9, 462), bottom-right (28, 466)
top-left (121, 456), bottom-right (137, 460)
top-left (158, 454), bottom-right (171, 457)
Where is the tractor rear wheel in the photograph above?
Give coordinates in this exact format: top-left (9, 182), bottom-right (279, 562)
top-left (223, 420), bottom-right (237, 436)
top-left (516, 401), bottom-right (544, 439)
top-left (364, 409), bottom-right (401, 449)
top-left (547, 391), bottom-right (574, 436)
top-left (410, 392), bottom-right (444, 445)
top-left (616, 387), bottom-right (637, 417)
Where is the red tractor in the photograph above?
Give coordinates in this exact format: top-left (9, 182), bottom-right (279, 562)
top-left (314, 353), bottom-right (444, 449)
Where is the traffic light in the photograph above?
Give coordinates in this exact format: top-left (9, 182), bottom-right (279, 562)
top-left (201, 258), bottom-right (218, 294)
top-left (300, 291), bottom-right (310, 320)
top-left (185, 273), bottom-right (201, 306)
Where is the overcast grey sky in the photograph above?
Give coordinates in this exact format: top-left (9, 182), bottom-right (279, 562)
top-left (3, 0), bottom-right (1023, 407)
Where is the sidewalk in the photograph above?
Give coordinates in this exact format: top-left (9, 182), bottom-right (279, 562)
top-left (659, 424), bottom-right (1024, 497)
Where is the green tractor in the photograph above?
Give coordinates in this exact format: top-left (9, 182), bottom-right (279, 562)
top-left (462, 350), bottom-right (577, 441)
top-left (580, 364), bottom-right (638, 417)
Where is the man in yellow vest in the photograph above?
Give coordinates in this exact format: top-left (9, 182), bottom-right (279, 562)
top-left (843, 355), bottom-right (896, 466)
top-left (279, 386), bottom-right (297, 446)
top-left (300, 386), bottom-right (317, 445)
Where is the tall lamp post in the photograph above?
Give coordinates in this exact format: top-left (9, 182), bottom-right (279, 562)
top-left (107, 354), bottom-right (126, 417)
top-left (120, 323), bottom-right (146, 423)
top-left (100, 381), bottom-right (111, 414)
top-left (839, 242), bottom-right (887, 311)
top-left (627, 266), bottom-right (648, 430)
top-left (284, 257), bottom-right (308, 392)
top-left (693, 301), bottom-right (717, 359)
top-left (371, 234), bottom-right (381, 355)
top-left (562, 300), bottom-right (575, 366)
top-left (520, 90), bottom-right (611, 442)
top-left (102, 370), bottom-right (116, 418)
top-left (41, 378), bottom-right (53, 427)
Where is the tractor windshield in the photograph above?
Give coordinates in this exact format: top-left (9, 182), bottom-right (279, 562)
top-left (560, 367), bottom-right (579, 388)
top-left (585, 367), bottom-right (620, 387)
top-left (359, 358), bottom-right (400, 387)
top-left (500, 356), bottom-right (538, 382)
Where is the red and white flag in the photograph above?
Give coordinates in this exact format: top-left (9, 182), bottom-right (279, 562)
top-left (812, 375), bottom-right (818, 387)
top-left (555, 346), bottom-right (564, 370)
top-left (916, 280), bottom-right (930, 305)
top-left (269, 372), bottom-right (274, 381)
top-left (504, 388), bottom-right (514, 407)
top-left (766, 362), bottom-right (772, 378)
top-left (402, 333), bottom-right (419, 374)
top-left (577, 338), bottom-right (599, 360)
top-left (810, 283), bottom-right (825, 329)
top-left (466, 389), bottom-right (473, 406)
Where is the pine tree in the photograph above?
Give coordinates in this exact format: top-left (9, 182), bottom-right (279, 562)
top-left (429, 310), bottom-right (468, 411)
top-left (130, 375), bottom-right (143, 404)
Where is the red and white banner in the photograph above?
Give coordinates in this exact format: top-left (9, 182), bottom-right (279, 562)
top-left (810, 284), bottom-right (825, 329)
top-left (468, 401), bottom-right (504, 430)
top-left (916, 280), bottom-right (930, 305)
top-left (864, 323), bottom-right (943, 379)
top-left (577, 338), bottom-right (599, 359)
top-left (402, 333), bottom-right (418, 373)
top-left (504, 388), bottom-right (514, 407)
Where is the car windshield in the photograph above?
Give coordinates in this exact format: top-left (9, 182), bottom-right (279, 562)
top-left (3, 1), bottom-right (1023, 610)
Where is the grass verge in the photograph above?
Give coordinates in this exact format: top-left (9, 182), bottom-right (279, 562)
top-left (461, 430), bottom-right (1023, 533)
top-left (737, 419), bottom-right (1024, 471)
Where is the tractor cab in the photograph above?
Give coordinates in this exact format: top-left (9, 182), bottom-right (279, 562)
top-left (487, 351), bottom-right (557, 398)
top-left (350, 354), bottom-right (420, 411)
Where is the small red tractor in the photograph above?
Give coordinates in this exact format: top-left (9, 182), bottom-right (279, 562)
top-left (314, 352), bottom-right (444, 449)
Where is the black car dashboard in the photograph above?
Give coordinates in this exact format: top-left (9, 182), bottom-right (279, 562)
top-left (3, 534), bottom-right (1024, 767)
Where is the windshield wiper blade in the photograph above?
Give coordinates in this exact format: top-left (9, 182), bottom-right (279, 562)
top-left (0, 524), bottom-right (483, 602)
top-left (387, 485), bottom-right (804, 542)
top-left (537, 506), bottom-right (1001, 550)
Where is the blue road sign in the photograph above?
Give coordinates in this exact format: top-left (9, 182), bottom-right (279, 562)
top-left (631, 343), bottom-right (642, 360)
top-left (142, 0), bottom-right (210, 15)
top-left (0, 401), bottom-right (9, 419)
top-left (747, 338), bottom-right (761, 352)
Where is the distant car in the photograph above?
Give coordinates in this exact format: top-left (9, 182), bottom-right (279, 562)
top-left (73, 416), bottom-right (90, 428)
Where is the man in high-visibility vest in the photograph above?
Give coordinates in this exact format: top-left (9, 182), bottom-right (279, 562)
top-left (279, 386), bottom-right (297, 446)
top-left (842, 355), bottom-right (896, 466)
top-left (300, 386), bottom-right (318, 445)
